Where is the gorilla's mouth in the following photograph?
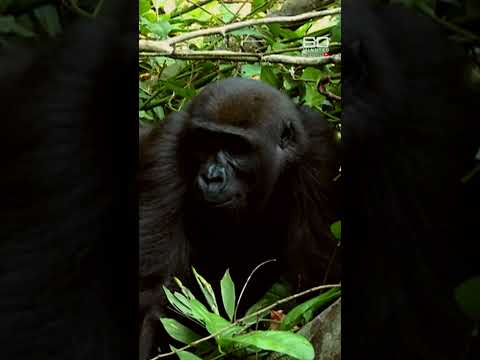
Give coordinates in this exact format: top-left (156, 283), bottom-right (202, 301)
top-left (211, 199), bottom-right (234, 207)
top-left (204, 194), bottom-right (244, 209)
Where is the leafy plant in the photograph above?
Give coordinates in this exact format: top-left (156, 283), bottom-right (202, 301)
top-left (158, 267), bottom-right (340, 359)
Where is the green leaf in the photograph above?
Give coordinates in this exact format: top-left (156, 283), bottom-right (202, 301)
top-left (232, 331), bottom-right (315, 360)
top-left (220, 269), bottom-right (236, 321)
top-left (304, 84), bottom-right (324, 108)
top-left (160, 318), bottom-right (202, 344)
top-left (203, 308), bottom-right (233, 335)
top-left (174, 277), bottom-right (197, 301)
top-left (280, 288), bottom-right (341, 330)
top-left (33, 4), bottom-right (61, 37)
top-left (330, 221), bottom-right (341, 240)
top-left (261, 66), bottom-right (280, 88)
top-left (163, 286), bottom-right (194, 318)
top-left (141, 17), bottom-right (172, 38)
top-left (301, 68), bottom-right (323, 82)
top-left (160, 63), bottom-right (183, 79)
top-left (152, 106), bottom-right (165, 121)
top-left (454, 276), bottom-right (480, 320)
top-left (0, 16), bottom-right (35, 37)
top-left (188, 298), bottom-right (211, 324)
top-left (241, 64), bottom-right (261, 78)
top-left (139, 0), bottom-right (151, 15)
top-left (192, 267), bottom-right (219, 315)
top-left (141, 9), bottom-right (157, 23)
top-left (164, 80), bottom-right (196, 99)
top-left (169, 346), bottom-right (204, 360)
top-left (331, 17), bottom-right (341, 42)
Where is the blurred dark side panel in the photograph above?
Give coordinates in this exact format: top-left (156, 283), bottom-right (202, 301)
top-left (0, 1), bottom-right (138, 359)
top-left (342, 0), bottom-right (479, 359)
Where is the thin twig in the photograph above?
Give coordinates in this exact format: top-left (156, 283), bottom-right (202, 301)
top-left (234, 259), bottom-right (277, 321)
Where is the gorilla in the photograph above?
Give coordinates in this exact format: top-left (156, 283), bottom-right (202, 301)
top-left (343, 1), bottom-right (479, 359)
top-left (139, 77), bottom-right (341, 358)
top-left (0, 1), bottom-right (137, 359)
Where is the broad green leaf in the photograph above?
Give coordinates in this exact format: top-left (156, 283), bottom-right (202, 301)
top-left (191, 301), bottom-right (241, 350)
top-left (203, 308), bottom-right (233, 335)
top-left (301, 68), bottom-right (323, 82)
top-left (160, 318), bottom-right (202, 344)
top-left (220, 269), bottom-right (236, 321)
top-left (189, 298), bottom-right (212, 324)
top-left (280, 288), bottom-right (341, 330)
top-left (232, 331), bottom-right (314, 360)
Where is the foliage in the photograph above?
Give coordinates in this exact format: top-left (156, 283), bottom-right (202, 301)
top-left (138, 0), bottom-right (343, 126)
top-left (159, 267), bottom-right (340, 359)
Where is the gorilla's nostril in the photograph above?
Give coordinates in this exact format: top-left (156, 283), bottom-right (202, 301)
top-left (205, 164), bottom-right (226, 184)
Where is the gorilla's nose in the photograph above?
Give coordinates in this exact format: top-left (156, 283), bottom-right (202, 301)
top-left (203, 164), bottom-right (226, 186)
top-left (198, 164), bottom-right (229, 204)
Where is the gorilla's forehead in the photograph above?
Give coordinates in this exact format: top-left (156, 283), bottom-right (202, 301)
top-left (187, 78), bottom-right (297, 129)
top-left (204, 91), bottom-right (276, 128)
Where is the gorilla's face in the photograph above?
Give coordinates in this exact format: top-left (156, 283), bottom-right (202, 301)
top-left (178, 78), bottom-right (308, 216)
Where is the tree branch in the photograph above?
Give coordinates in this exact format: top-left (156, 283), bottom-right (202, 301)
top-left (139, 8), bottom-right (341, 54)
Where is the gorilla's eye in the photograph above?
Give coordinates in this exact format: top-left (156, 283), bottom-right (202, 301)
top-left (280, 122), bottom-right (295, 149)
top-left (228, 139), bottom-right (251, 155)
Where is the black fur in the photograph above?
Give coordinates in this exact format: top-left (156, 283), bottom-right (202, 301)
top-left (139, 77), bottom-right (340, 359)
